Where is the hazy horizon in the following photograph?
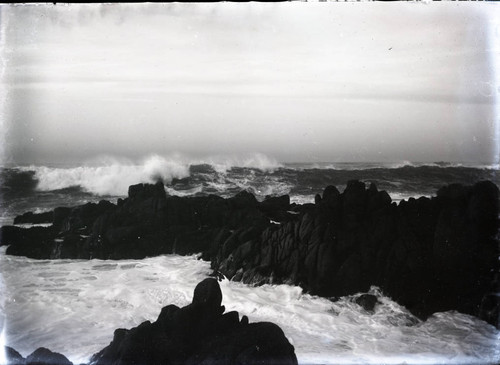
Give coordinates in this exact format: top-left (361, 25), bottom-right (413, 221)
top-left (1, 3), bottom-right (499, 166)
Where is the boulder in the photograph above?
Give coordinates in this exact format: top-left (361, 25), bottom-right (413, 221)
top-left (2, 180), bottom-right (498, 327)
top-left (90, 278), bottom-right (297, 365)
top-left (13, 211), bottom-right (53, 225)
top-left (355, 294), bottom-right (379, 313)
top-left (4, 346), bottom-right (25, 365)
top-left (25, 347), bottom-right (73, 365)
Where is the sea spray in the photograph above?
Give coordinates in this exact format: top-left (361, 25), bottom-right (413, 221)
top-left (1, 159), bottom-right (499, 227)
top-left (16, 153), bottom-right (283, 197)
top-left (23, 155), bottom-right (191, 196)
top-left (202, 153), bottom-right (283, 173)
top-left (6, 157), bottom-right (498, 201)
top-left (1, 249), bottom-right (498, 365)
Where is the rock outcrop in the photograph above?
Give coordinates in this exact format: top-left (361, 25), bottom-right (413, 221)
top-left (3, 346), bottom-right (73, 365)
top-left (3, 279), bottom-right (297, 365)
top-left (1, 180), bottom-right (498, 327)
top-left (89, 278), bottom-right (297, 365)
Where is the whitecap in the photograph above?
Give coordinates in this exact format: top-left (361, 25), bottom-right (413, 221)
top-left (1, 253), bottom-right (498, 365)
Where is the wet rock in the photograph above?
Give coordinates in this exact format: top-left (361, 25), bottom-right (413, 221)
top-left (89, 278), bottom-right (297, 365)
top-left (25, 347), bottom-right (73, 365)
top-left (4, 346), bottom-right (25, 365)
top-left (2, 180), bottom-right (498, 327)
top-left (13, 211), bottom-right (53, 225)
top-left (355, 294), bottom-right (379, 312)
top-left (192, 277), bottom-right (223, 309)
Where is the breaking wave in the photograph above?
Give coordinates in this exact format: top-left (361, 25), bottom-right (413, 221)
top-left (16, 153), bottom-right (283, 197)
top-left (20, 155), bottom-right (190, 196)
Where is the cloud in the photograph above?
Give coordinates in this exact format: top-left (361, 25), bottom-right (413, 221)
top-left (1, 3), bottom-right (497, 164)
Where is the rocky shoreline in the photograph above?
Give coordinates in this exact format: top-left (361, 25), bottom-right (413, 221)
top-left (1, 180), bottom-right (499, 329)
top-left (4, 278), bottom-right (297, 365)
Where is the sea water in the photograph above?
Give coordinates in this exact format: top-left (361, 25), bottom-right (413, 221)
top-left (0, 248), bottom-right (499, 365)
top-left (1, 155), bottom-right (499, 364)
top-left (1, 155), bottom-right (499, 225)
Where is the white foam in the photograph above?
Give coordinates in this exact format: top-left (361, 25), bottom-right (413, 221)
top-left (164, 185), bottom-right (203, 197)
top-left (1, 252), bottom-right (498, 364)
top-left (389, 192), bottom-right (432, 204)
top-left (22, 155), bottom-right (191, 196)
top-left (13, 223), bottom-right (53, 228)
top-left (18, 153), bottom-right (284, 197)
top-left (247, 182), bottom-right (294, 200)
top-left (0, 253), bottom-right (211, 364)
top-left (290, 194), bottom-right (315, 205)
top-left (285, 161), bottom-right (499, 171)
top-left (201, 153), bottom-right (283, 173)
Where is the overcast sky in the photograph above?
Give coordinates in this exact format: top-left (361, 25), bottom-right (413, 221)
top-left (1, 2), bottom-right (499, 164)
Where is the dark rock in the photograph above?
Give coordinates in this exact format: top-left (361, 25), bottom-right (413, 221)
top-left (259, 195), bottom-right (293, 223)
top-left (90, 278), bottom-right (297, 365)
top-left (53, 207), bottom-right (72, 229)
top-left (231, 190), bottom-right (258, 209)
top-left (14, 211), bottom-right (53, 225)
top-left (355, 294), bottom-right (379, 312)
top-left (0, 225), bottom-right (22, 246)
top-left (128, 181), bottom-right (166, 200)
top-left (259, 195), bottom-right (290, 212)
top-left (2, 180), bottom-right (498, 327)
top-left (192, 277), bottom-right (223, 309)
top-left (322, 185), bottom-right (340, 202)
top-left (25, 347), bottom-right (73, 365)
top-left (4, 346), bottom-right (25, 364)
top-left (185, 322), bottom-right (297, 365)
top-left (314, 194), bottom-right (322, 205)
top-left (2, 225), bottom-right (58, 258)
top-left (212, 180), bottom-right (499, 326)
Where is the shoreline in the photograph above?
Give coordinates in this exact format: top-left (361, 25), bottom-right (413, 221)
top-left (1, 179), bottom-right (498, 329)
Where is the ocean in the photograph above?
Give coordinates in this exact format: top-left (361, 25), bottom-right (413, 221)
top-left (1, 155), bottom-right (499, 364)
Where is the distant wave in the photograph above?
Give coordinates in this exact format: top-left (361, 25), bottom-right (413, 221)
top-left (286, 161), bottom-right (500, 171)
top-left (196, 153), bottom-right (283, 174)
top-left (5, 154), bottom-right (497, 200)
top-left (14, 153), bottom-right (283, 196)
top-left (20, 155), bottom-right (191, 196)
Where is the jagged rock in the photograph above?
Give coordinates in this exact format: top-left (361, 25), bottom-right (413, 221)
top-left (355, 294), bottom-right (379, 312)
top-left (4, 346), bottom-right (25, 365)
top-left (2, 281), bottom-right (298, 365)
top-left (53, 207), bottom-right (72, 229)
top-left (89, 278), bottom-right (297, 365)
top-left (13, 211), bottom-right (53, 225)
top-left (2, 180), bottom-right (499, 327)
top-left (25, 347), bottom-right (73, 365)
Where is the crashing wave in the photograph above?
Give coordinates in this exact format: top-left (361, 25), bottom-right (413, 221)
top-left (20, 155), bottom-right (191, 196)
top-left (16, 153), bottom-right (283, 197)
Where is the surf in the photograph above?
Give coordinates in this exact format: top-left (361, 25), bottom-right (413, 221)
top-left (1, 249), bottom-right (498, 365)
top-left (12, 153), bottom-right (283, 197)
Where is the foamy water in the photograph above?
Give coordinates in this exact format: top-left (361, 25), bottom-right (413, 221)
top-left (1, 248), bottom-right (498, 365)
top-left (21, 155), bottom-right (192, 196)
top-left (17, 153), bottom-right (283, 197)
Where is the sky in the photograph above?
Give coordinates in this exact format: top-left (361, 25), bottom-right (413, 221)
top-left (1, 2), bottom-right (499, 165)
